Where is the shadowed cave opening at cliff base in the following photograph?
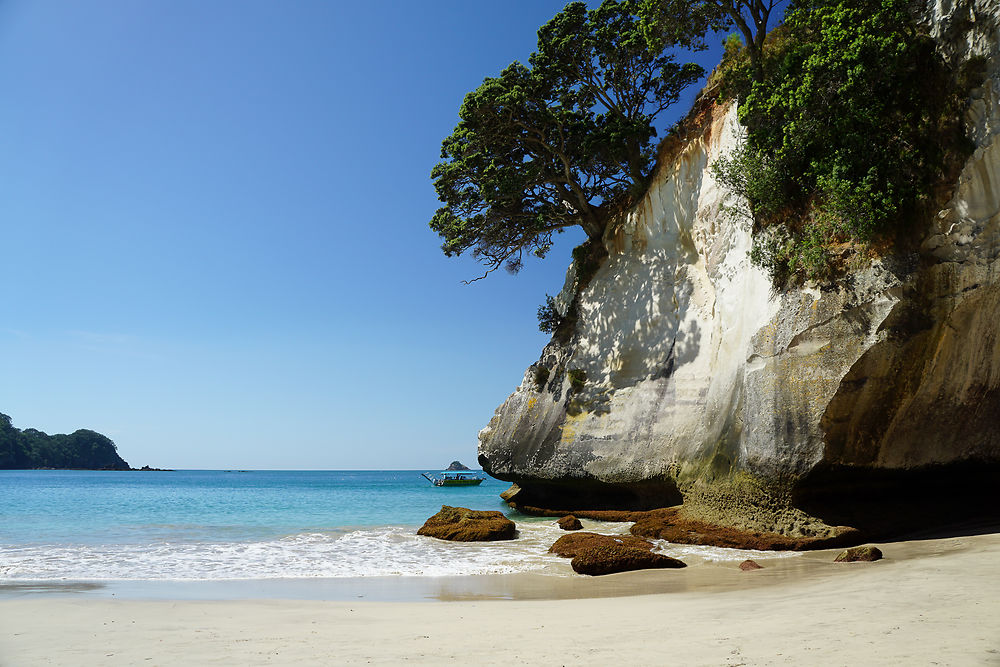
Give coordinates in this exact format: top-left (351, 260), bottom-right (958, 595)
top-left (480, 465), bottom-right (683, 513)
top-left (792, 461), bottom-right (1000, 541)
top-left (489, 461), bottom-right (1000, 551)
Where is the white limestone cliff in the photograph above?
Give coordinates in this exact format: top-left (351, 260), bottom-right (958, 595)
top-left (478, 0), bottom-right (1000, 536)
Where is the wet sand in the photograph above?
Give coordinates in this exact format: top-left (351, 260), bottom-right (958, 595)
top-left (1, 531), bottom-right (998, 665)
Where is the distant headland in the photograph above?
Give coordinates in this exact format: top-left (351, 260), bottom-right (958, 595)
top-left (0, 412), bottom-right (130, 470)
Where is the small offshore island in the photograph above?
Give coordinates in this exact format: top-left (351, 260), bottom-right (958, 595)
top-left (0, 412), bottom-right (131, 470)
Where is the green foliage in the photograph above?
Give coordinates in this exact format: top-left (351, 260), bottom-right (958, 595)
top-left (714, 0), bottom-right (974, 283)
top-left (712, 32), bottom-right (753, 95)
top-left (533, 365), bottom-right (552, 390)
top-left (638, 0), bottom-right (730, 52)
top-left (721, 31), bottom-right (743, 55)
top-left (0, 412), bottom-right (129, 470)
top-left (570, 238), bottom-right (608, 290)
top-left (536, 239), bottom-right (609, 341)
top-left (710, 138), bottom-right (784, 222)
top-left (567, 368), bottom-right (588, 391)
top-left (0, 413), bottom-right (22, 469)
top-left (430, 0), bottom-right (703, 279)
top-left (640, 0), bottom-right (784, 82)
top-left (537, 295), bottom-right (563, 334)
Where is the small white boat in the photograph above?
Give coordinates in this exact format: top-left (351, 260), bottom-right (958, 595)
top-left (421, 470), bottom-right (485, 486)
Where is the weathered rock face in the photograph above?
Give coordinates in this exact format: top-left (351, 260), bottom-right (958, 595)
top-left (479, 0), bottom-right (1000, 538)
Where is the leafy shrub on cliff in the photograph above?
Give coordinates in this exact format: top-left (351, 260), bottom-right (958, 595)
top-left (570, 239), bottom-right (608, 291)
top-left (537, 238), bottom-right (609, 341)
top-left (533, 365), bottom-right (552, 390)
top-left (713, 0), bottom-right (975, 284)
top-left (537, 295), bottom-right (563, 334)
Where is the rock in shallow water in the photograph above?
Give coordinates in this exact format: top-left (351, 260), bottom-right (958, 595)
top-left (417, 506), bottom-right (516, 542)
top-left (834, 545), bottom-right (883, 562)
top-left (549, 532), bottom-right (686, 576)
top-left (557, 515), bottom-right (583, 531)
top-left (739, 559), bottom-right (763, 571)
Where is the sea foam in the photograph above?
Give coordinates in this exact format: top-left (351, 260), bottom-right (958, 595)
top-left (0, 519), bottom-right (798, 582)
top-left (0, 522), bottom-right (570, 581)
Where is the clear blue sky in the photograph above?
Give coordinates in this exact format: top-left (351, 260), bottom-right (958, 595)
top-left (0, 1), bottom-right (724, 469)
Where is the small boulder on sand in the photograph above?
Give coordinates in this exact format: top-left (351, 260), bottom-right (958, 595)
top-left (549, 532), bottom-right (686, 576)
top-left (834, 545), bottom-right (883, 562)
top-left (417, 506), bottom-right (516, 541)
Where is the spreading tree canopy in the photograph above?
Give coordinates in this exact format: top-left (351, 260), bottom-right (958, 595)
top-left (430, 0), bottom-right (704, 280)
top-left (639, 0), bottom-right (785, 81)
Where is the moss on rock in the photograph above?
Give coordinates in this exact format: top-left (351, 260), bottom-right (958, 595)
top-left (549, 531), bottom-right (686, 576)
top-left (557, 515), bottom-right (583, 531)
top-left (417, 505), bottom-right (516, 542)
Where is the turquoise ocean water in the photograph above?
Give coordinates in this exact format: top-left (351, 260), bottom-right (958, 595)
top-left (0, 469), bottom-right (577, 581)
top-left (1, 470), bottom-right (790, 584)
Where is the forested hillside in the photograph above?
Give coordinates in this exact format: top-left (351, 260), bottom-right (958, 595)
top-left (0, 413), bottom-right (130, 470)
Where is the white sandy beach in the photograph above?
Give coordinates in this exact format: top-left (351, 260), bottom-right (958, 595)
top-left (2, 531), bottom-right (999, 666)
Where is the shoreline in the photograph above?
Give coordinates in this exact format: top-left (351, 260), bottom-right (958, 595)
top-left (2, 523), bottom-right (995, 603)
top-left (1, 531), bottom-right (997, 665)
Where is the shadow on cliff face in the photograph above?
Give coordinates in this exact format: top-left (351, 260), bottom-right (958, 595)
top-left (478, 229), bottom-right (705, 509)
top-left (493, 476), bottom-right (684, 514)
top-left (579, 204), bottom-right (704, 394)
top-left (820, 284), bottom-right (1000, 468)
top-left (792, 460), bottom-right (1000, 542)
top-left (798, 280), bottom-right (1000, 540)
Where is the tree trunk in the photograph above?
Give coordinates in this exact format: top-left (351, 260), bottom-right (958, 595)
top-left (580, 215), bottom-right (606, 241)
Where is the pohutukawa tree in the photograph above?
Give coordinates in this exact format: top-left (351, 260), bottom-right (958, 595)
top-left (430, 0), bottom-right (703, 280)
top-left (639, 0), bottom-right (785, 82)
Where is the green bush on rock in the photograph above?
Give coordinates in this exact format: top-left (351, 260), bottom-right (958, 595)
top-left (713, 0), bottom-right (976, 284)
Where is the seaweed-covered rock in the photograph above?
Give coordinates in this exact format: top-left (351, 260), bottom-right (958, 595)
top-left (739, 559), bottom-right (763, 571)
top-left (834, 545), bottom-right (883, 562)
top-left (557, 515), bottom-right (583, 531)
top-left (549, 532), bottom-right (654, 557)
top-left (549, 532), bottom-right (685, 576)
top-left (417, 506), bottom-right (516, 542)
top-left (630, 508), bottom-right (859, 551)
top-left (571, 545), bottom-right (684, 576)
